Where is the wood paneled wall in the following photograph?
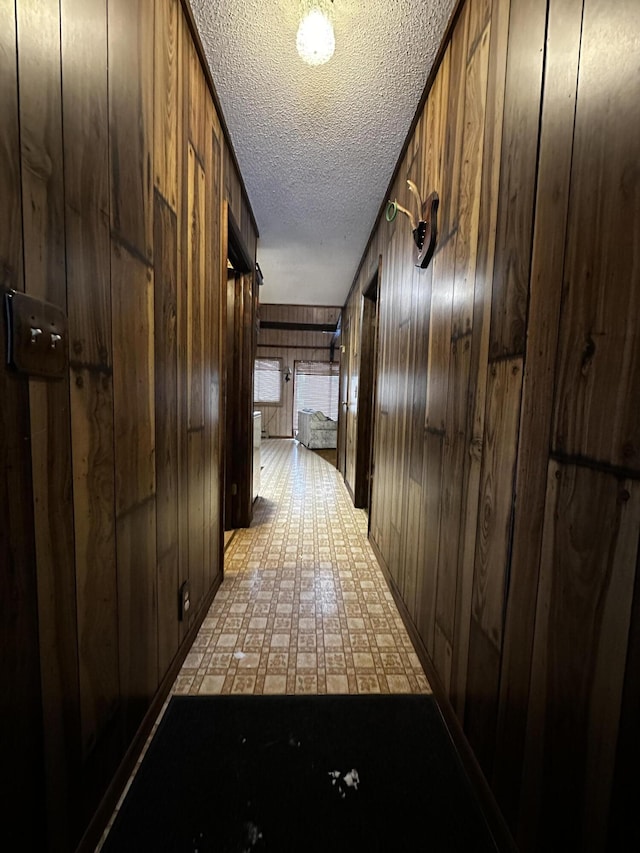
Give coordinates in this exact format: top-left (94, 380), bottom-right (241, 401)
top-left (255, 304), bottom-right (340, 438)
top-left (341, 0), bottom-right (640, 848)
top-left (0, 0), bottom-right (257, 848)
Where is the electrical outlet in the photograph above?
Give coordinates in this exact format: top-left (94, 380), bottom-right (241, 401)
top-left (178, 580), bottom-right (190, 621)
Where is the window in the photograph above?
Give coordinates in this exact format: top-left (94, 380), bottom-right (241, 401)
top-left (254, 358), bottom-right (282, 405)
top-left (293, 360), bottom-right (339, 430)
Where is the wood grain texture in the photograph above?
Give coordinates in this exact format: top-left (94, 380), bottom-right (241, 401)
top-left (407, 262), bottom-right (430, 486)
top-left (433, 25), bottom-right (490, 652)
top-left (489, 0), bottom-right (547, 359)
top-left (17, 0), bottom-right (66, 300)
top-left (463, 358), bottom-right (522, 771)
top-left (445, 17), bottom-right (491, 713)
top-left (116, 498), bottom-right (158, 741)
top-left (61, 0), bottom-right (119, 771)
top-left (342, 0), bottom-right (640, 849)
top-left (154, 192), bottom-right (180, 673)
top-left (464, 614), bottom-right (501, 777)
top-left (422, 44), bottom-right (450, 206)
top-left (467, 0), bottom-right (492, 57)
top-left (187, 30), bottom-right (206, 159)
top-left (494, 0), bottom-right (583, 822)
top-left (471, 358), bottom-right (522, 649)
top-left (453, 0), bottom-right (510, 723)
top-left (425, 237), bottom-right (455, 435)
top-left (62, 0), bottom-right (111, 368)
top-left (239, 272), bottom-right (257, 527)
top-left (4, 0), bottom-right (258, 846)
top-left (0, 2), bottom-right (45, 844)
top-left (0, 0), bottom-right (24, 294)
top-left (17, 1), bottom-right (82, 846)
top-left (354, 281), bottom-right (379, 507)
top-left (187, 143), bottom-right (206, 430)
top-left (439, 0), bottom-right (469, 240)
top-left (71, 369), bottom-right (119, 757)
top-left (551, 0), bottom-right (640, 474)
top-left (520, 463), bottom-right (640, 852)
top-left (414, 432), bottom-right (444, 658)
top-left (346, 299), bottom-right (360, 494)
top-left (224, 257), bottom-right (257, 530)
top-left (176, 1), bottom-right (190, 645)
top-left (203, 98), bottom-right (223, 592)
top-left (434, 330), bottom-right (471, 659)
top-left (154, 0), bottom-right (179, 211)
top-left (224, 141), bottom-right (243, 225)
top-left (451, 24), bottom-right (489, 343)
top-left (111, 243), bottom-right (155, 515)
top-left (108, 0), bottom-right (154, 261)
top-left (188, 429), bottom-right (205, 617)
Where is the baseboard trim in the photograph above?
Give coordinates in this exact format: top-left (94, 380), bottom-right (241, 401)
top-left (76, 571), bottom-right (223, 853)
top-left (368, 536), bottom-right (518, 853)
top-left (344, 478), bottom-right (355, 504)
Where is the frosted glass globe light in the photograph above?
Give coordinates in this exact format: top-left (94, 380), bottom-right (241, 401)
top-left (296, 8), bottom-right (335, 66)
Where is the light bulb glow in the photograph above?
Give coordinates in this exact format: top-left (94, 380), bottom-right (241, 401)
top-left (296, 8), bottom-right (335, 66)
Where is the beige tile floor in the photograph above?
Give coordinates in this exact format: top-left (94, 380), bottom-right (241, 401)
top-left (97, 439), bottom-right (430, 849)
top-left (175, 438), bottom-right (431, 697)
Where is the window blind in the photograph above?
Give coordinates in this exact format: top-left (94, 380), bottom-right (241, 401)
top-left (254, 358), bottom-right (282, 405)
top-left (293, 360), bottom-right (339, 430)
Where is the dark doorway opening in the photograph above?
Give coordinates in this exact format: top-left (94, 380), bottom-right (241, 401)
top-left (337, 314), bottom-right (349, 479)
top-left (224, 206), bottom-right (255, 535)
top-left (354, 264), bottom-right (380, 511)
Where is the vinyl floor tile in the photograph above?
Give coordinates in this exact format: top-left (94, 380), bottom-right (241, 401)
top-left (171, 440), bottom-right (431, 698)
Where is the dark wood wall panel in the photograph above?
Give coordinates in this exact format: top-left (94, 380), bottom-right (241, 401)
top-left (154, 0), bottom-right (179, 212)
top-left (187, 33), bottom-right (207, 161)
top-left (111, 245), bottom-right (158, 739)
top-left (520, 463), bottom-right (640, 851)
top-left (551, 0), bottom-right (640, 474)
top-left (452, 0), bottom-right (510, 722)
top-left (154, 193), bottom-right (180, 673)
top-left (488, 0), bottom-right (547, 359)
top-left (111, 246), bottom-right (156, 514)
top-left (205, 114), bottom-right (223, 588)
top-left (465, 356), bottom-right (522, 772)
top-left (61, 0), bottom-right (120, 781)
top-left (2, 0), bottom-right (257, 845)
top-left (188, 427), bottom-right (206, 613)
top-left (493, 0), bottom-right (583, 822)
top-left (116, 498), bottom-right (158, 738)
top-left (62, 0), bottom-right (111, 366)
top-left (187, 144), bottom-right (206, 432)
top-left (0, 3), bottom-right (45, 846)
top-left (17, 2), bottom-right (82, 846)
top-left (341, 0), bottom-right (640, 848)
top-left (108, 0), bottom-right (154, 261)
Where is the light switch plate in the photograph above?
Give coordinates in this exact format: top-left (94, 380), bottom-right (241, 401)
top-left (4, 290), bottom-right (68, 379)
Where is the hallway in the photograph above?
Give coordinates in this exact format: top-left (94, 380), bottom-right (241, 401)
top-left (174, 439), bottom-right (431, 697)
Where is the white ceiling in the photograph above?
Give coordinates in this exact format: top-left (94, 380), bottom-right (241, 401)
top-left (190, 0), bottom-right (457, 305)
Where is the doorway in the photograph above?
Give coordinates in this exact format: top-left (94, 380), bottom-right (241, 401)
top-left (224, 206), bottom-right (255, 537)
top-left (353, 265), bottom-right (380, 511)
top-left (337, 315), bottom-right (349, 477)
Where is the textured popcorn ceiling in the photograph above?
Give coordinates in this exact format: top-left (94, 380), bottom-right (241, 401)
top-left (190, 0), bottom-right (457, 305)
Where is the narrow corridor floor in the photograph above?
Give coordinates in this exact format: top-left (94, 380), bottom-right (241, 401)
top-left (175, 439), bottom-right (431, 696)
top-left (96, 440), bottom-right (431, 848)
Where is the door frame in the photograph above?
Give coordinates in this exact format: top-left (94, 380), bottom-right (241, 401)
top-left (223, 203), bottom-right (255, 532)
top-left (353, 259), bottom-right (381, 511)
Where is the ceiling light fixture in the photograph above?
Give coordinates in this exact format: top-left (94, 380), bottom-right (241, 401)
top-left (296, 1), bottom-right (335, 67)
